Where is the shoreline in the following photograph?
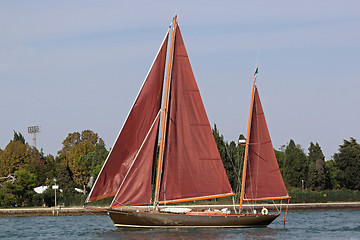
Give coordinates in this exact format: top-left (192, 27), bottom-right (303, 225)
top-left (0, 207), bottom-right (106, 217)
top-left (1, 202), bottom-right (359, 217)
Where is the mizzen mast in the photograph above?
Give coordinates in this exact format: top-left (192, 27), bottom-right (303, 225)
top-left (239, 67), bottom-right (258, 212)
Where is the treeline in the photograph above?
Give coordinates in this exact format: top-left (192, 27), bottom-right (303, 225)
top-left (1, 126), bottom-right (359, 207)
top-left (0, 130), bottom-right (108, 207)
top-left (213, 124), bottom-right (360, 194)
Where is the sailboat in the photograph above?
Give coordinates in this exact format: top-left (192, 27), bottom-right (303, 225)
top-left (85, 16), bottom-right (290, 228)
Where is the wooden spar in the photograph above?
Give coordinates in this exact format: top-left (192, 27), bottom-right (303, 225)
top-left (283, 198), bottom-right (290, 225)
top-left (244, 196), bottom-right (291, 201)
top-left (239, 68), bottom-right (258, 212)
top-left (153, 15), bottom-right (177, 209)
top-left (158, 193), bottom-right (235, 205)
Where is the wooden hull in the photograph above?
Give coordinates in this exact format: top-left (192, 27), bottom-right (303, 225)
top-left (108, 210), bottom-right (280, 228)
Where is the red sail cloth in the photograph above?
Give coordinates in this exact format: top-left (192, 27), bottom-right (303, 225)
top-left (244, 86), bottom-right (288, 200)
top-left (159, 26), bottom-right (233, 203)
top-left (111, 116), bottom-right (160, 207)
top-left (87, 33), bottom-right (168, 203)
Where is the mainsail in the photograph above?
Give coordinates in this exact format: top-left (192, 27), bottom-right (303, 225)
top-left (158, 26), bottom-right (234, 203)
top-left (244, 86), bottom-right (289, 201)
top-left (86, 31), bottom-right (169, 204)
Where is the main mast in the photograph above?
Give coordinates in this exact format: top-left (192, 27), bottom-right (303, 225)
top-left (239, 67), bottom-right (258, 212)
top-left (153, 15), bottom-right (177, 209)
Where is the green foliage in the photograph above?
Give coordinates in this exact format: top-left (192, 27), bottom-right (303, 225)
top-left (0, 140), bottom-right (32, 177)
top-left (333, 138), bottom-right (360, 190)
top-left (14, 168), bottom-right (38, 205)
top-left (77, 142), bottom-right (109, 190)
top-left (307, 142), bottom-right (326, 190)
top-left (0, 129), bottom-right (108, 207)
top-left (212, 124), bottom-right (243, 194)
top-left (77, 152), bottom-right (95, 177)
top-left (0, 169), bottom-right (37, 207)
top-left (13, 131), bottom-right (25, 144)
top-left (85, 196), bottom-right (113, 207)
top-left (283, 139), bottom-right (308, 187)
top-left (288, 189), bottom-right (360, 203)
top-left (2, 125), bottom-right (360, 207)
top-left (63, 193), bottom-right (87, 206)
top-left (57, 130), bottom-right (105, 185)
top-left (274, 149), bottom-right (286, 176)
top-left (91, 143), bottom-right (109, 178)
top-left (0, 182), bottom-right (17, 207)
top-left (41, 188), bottom-right (87, 207)
top-left (324, 160), bottom-right (341, 189)
top-left (56, 164), bottom-right (75, 194)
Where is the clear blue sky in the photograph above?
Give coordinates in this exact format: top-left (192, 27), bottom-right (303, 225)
top-left (1, 0), bottom-right (359, 159)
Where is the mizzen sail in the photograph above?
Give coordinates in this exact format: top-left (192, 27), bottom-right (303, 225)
top-left (159, 26), bottom-right (234, 203)
top-left (87, 32), bottom-right (169, 203)
top-left (244, 86), bottom-right (289, 201)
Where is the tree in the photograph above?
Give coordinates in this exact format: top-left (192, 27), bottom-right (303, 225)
top-left (307, 142), bottom-right (325, 190)
top-left (13, 131), bottom-right (25, 144)
top-left (56, 164), bottom-right (74, 194)
top-left (0, 140), bottom-right (32, 177)
top-left (226, 140), bottom-right (242, 193)
top-left (91, 143), bottom-right (109, 180)
top-left (57, 130), bottom-right (104, 185)
top-left (283, 139), bottom-right (308, 188)
top-left (13, 168), bottom-right (37, 205)
top-left (213, 124), bottom-right (233, 186)
top-left (275, 149), bottom-right (286, 176)
top-left (212, 124), bottom-right (243, 193)
top-left (77, 143), bottom-right (109, 189)
top-left (333, 138), bottom-right (360, 190)
top-left (324, 160), bottom-right (341, 189)
top-left (0, 168), bottom-right (37, 206)
top-left (0, 182), bottom-right (17, 207)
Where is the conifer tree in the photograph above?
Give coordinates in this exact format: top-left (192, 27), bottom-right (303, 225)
top-left (307, 142), bottom-right (325, 190)
top-left (283, 139), bottom-right (308, 188)
top-left (333, 138), bottom-right (360, 190)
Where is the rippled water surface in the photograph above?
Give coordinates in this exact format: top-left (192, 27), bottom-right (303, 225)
top-left (1, 210), bottom-right (359, 239)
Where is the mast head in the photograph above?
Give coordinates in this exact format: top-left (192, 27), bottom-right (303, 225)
top-left (254, 67), bottom-right (258, 77)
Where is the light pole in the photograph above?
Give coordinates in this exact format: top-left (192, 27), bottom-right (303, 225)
top-left (301, 179), bottom-right (304, 192)
top-left (27, 126), bottom-right (41, 148)
top-left (53, 178), bottom-right (58, 207)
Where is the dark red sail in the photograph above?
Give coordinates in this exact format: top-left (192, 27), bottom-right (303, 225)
top-left (111, 115), bottom-right (160, 207)
top-left (244, 86), bottom-right (289, 201)
top-left (159, 26), bottom-right (234, 203)
top-left (87, 32), bottom-right (168, 203)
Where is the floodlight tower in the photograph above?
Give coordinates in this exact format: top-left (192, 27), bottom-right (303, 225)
top-left (27, 126), bottom-right (41, 148)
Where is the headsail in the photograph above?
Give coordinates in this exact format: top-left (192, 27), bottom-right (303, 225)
top-left (86, 31), bottom-right (169, 203)
top-left (158, 26), bottom-right (234, 204)
top-left (111, 114), bottom-right (161, 207)
top-left (244, 86), bottom-right (289, 201)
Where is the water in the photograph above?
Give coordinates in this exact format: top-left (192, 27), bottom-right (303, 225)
top-left (0, 210), bottom-right (359, 239)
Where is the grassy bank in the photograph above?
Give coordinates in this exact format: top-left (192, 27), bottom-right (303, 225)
top-left (288, 189), bottom-right (360, 203)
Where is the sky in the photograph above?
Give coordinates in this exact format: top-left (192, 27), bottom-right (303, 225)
top-left (1, 0), bottom-right (359, 160)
